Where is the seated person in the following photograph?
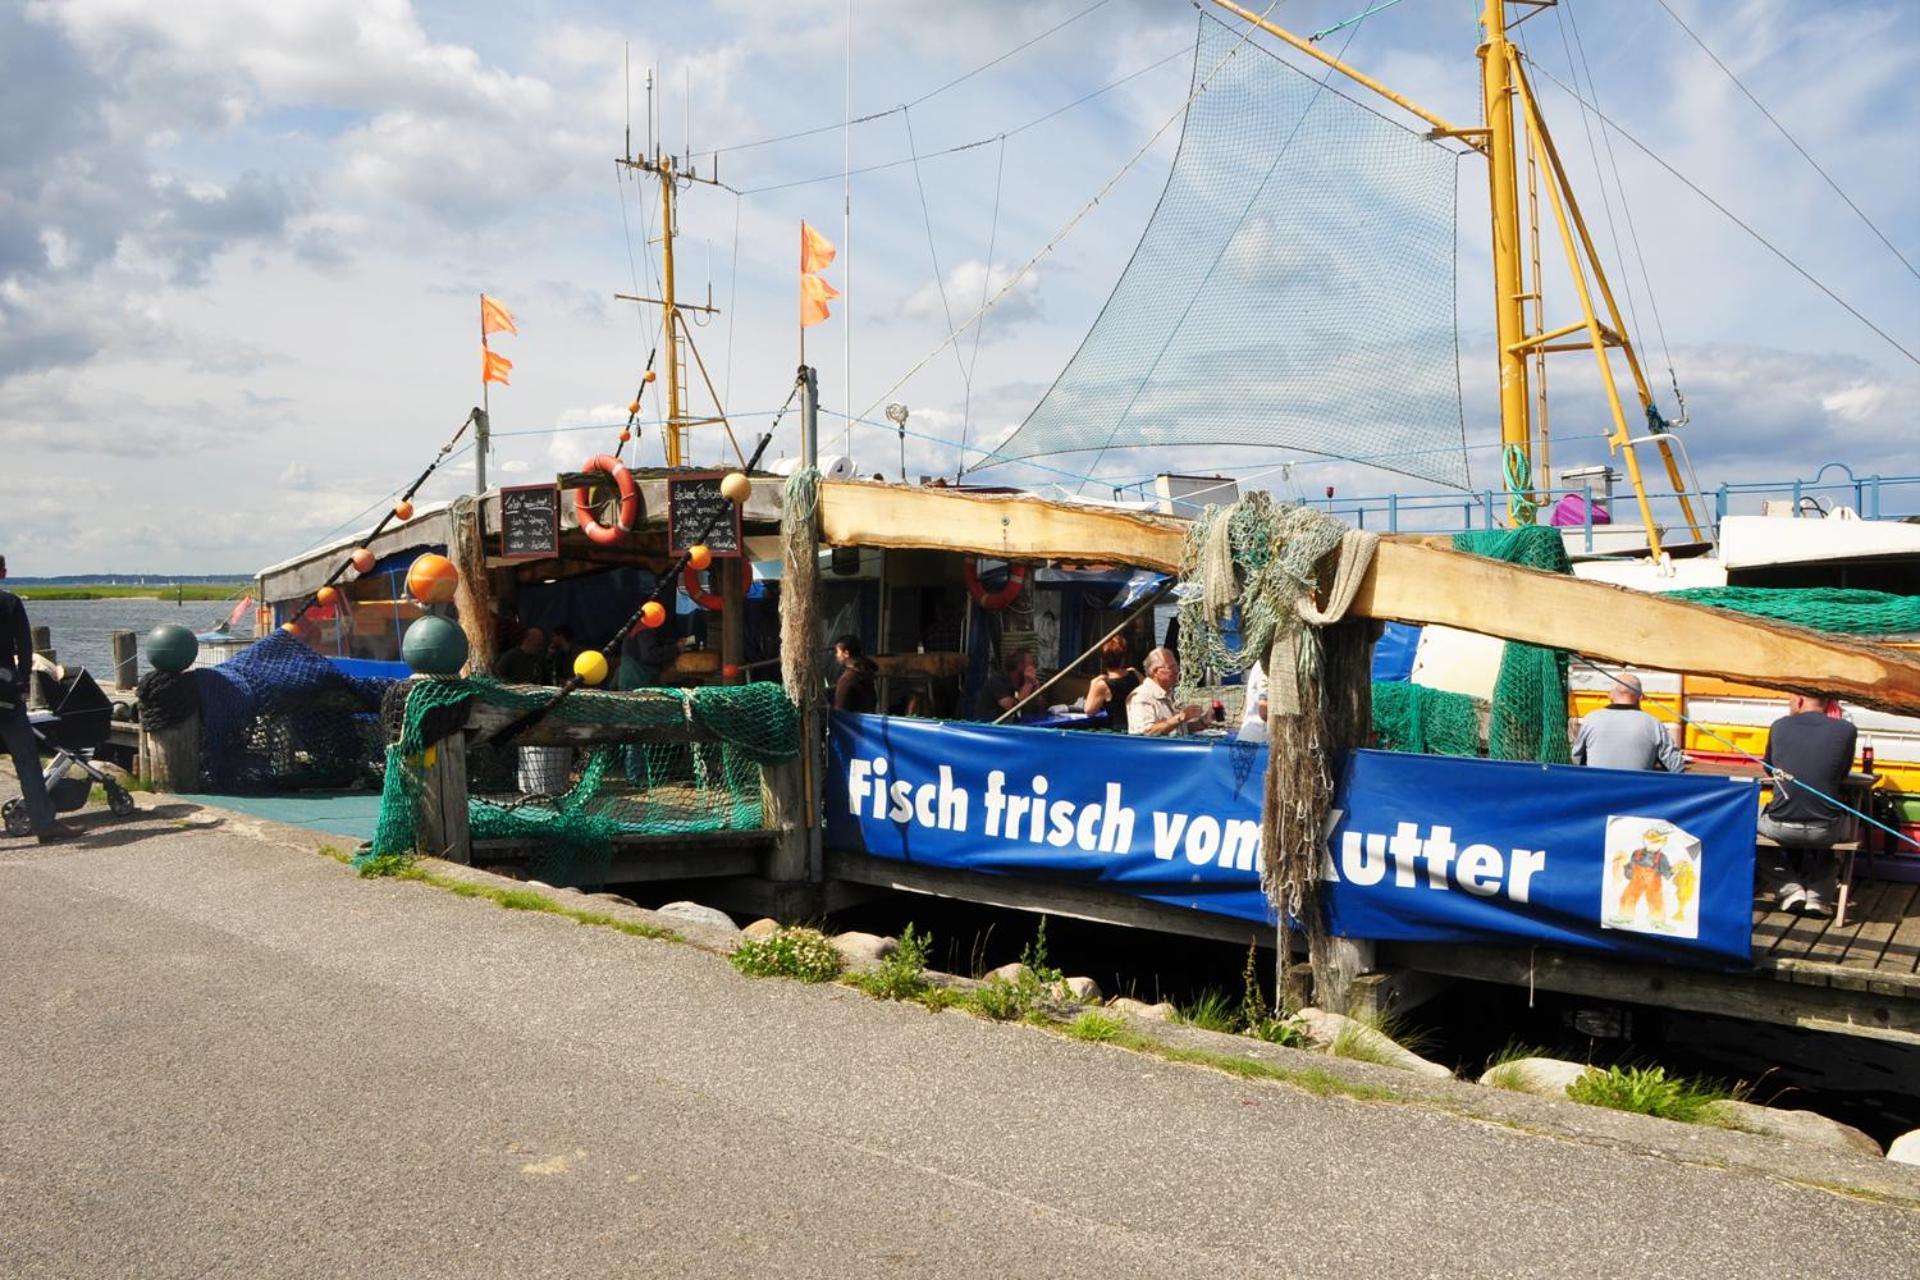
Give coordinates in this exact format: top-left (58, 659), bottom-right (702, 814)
top-left (1127, 647), bottom-right (1205, 737)
top-left (976, 650), bottom-right (1038, 722)
top-left (831, 634), bottom-right (879, 713)
top-left (1081, 637), bottom-right (1141, 728)
top-left (494, 626), bottom-right (551, 685)
top-left (1760, 694), bottom-right (1858, 918)
top-left (1571, 672), bottom-right (1685, 771)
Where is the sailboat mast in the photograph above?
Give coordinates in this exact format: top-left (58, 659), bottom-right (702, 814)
top-left (658, 155), bottom-right (686, 467)
top-left (1480, 0), bottom-right (1532, 515)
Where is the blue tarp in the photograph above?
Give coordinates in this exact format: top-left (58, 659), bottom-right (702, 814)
top-left (827, 713), bottom-right (1755, 966)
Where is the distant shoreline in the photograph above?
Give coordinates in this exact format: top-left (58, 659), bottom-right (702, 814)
top-left (12, 584), bottom-right (246, 601)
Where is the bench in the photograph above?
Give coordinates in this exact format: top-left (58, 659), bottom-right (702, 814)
top-left (1756, 829), bottom-right (1864, 928)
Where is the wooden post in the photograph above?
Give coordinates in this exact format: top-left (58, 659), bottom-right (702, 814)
top-left (110, 631), bottom-right (138, 691)
top-left (720, 557), bottom-right (746, 685)
top-left (765, 368), bottom-right (823, 890)
top-left (142, 713), bottom-right (201, 793)
top-left (449, 494), bottom-right (497, 677)
top-left (413, 727), bottom-right (471, 863)
top-left (1306, 619), bottom-right (1378, 1015)
top-left (28, 626), bottom-right (52, 709)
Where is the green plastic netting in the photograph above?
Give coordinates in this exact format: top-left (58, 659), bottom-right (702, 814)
top-left (1452, 527), bottom-right (1572, 764)
top-left (366, 678), bottom-right (799, 884)
top-left (1664, 587), bottom-right (1920, 636)
top-left (1371, 681), bottom-right (1481, 757)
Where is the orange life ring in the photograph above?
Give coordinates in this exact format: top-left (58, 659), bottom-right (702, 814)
top-left (682, 564), bottom-right (725, 610)
top-left (573, 455), bottom-right (638, 546)
top-left (964, 560), bottom-right (1028, 610)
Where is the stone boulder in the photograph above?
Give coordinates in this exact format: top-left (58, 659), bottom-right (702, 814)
top-left (1109, 996), bottom-right (1175, 1022)
top-left (1293, 1007), bottom-right (1453, 1079)
top-left (1887, 1130), bottom-right (1920, 1166)
top-left (1064, 976), bottom-right (1102, 1003)
top-left (1704, 1101), bottom-right (1882, 1157)
top-left (985, 961), bottom-right (1029, 984)
top-left (655, 901), bottom-right (739, 933)
top-left (741, 918), bottom-right (781, 940)
top-left (1478, 1056), bottom-right (1592, 1098)
top-left (586, 891), bottom-right (638, 909)
top-left (831, 931), bottom-right (898, 969)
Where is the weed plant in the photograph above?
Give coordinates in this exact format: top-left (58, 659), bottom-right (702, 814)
top-left (1481, 1039), bottom-right (1551, 1092)
top-left (847, 923), bottom-right (932, 1001)
top-left (731, 927), bottom-right (844, 983)
top-left (1566, 1064), bottom-right (1745, 1124)
top-left (1178, 989), bottom-right (1240, 1034)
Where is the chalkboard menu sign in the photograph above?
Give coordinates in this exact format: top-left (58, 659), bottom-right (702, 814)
top-left (667, 472), bottom-right (743, 557)
top-left (500, 483), bottom-right (559, 560)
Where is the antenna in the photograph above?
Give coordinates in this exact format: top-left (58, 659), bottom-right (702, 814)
top-left (684, 65), bottom-right (691, 171)
top-left (623, 43), bottom-right (631, 161)
top-left (645, 67), bottom-right (654, 162)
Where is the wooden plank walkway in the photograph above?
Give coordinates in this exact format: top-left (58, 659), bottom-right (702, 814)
top-left (1751, 877), bottom-right (1920, 999)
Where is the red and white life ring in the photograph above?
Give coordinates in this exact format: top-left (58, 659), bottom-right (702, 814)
top-left (573, 455), bottom-right (638, 546)
top-left (964, 559), bottom-right (1028, 611)
top-left (682, 564), bottom-right (725, 611)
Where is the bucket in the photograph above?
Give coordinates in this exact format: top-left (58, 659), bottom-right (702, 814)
top-left (515, 745), bottom-right (574, 796)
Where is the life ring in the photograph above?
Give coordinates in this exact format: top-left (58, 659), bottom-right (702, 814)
top-left (964, 559), bottom-right (1028, 610)
top-left (682, 564), bottom-right (724, 611)
top-left (573, 455), bottom-right (638, 546)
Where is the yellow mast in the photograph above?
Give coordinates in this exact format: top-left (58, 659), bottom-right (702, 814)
top-left (1210, 0), bottom-right (1704, 557)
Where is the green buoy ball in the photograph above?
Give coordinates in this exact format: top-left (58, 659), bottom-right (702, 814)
top-left (402, 615), bottom-right (468, 676)
top-left (145, 623), bottom-right (199, 674)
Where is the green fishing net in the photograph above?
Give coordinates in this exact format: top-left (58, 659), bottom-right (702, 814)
top-left (1371, 681), bottom-right (1481, 757)
top-left (1665, 586), bottom-right (1920, 636)
top-left (1451, 527), bottom-right (1572, 764)
top-left (366, 677), bottom-right (799, 884)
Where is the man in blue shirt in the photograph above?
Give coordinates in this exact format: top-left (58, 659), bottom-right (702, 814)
top-left (0, 556), bottom-right (62, 842)
top-left (1760, 695), bottom-right (1858, 918)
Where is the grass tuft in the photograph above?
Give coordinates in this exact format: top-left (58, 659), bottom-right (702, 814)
top-left (731, 927), bottom-right (844, 983)
top-left (1177, 988), bottom-right (1240, 1034)
top-left (1482, 1039), bottom-right (1551, 1092)
top-left (845, 923), bottom-right (932, 1001)
top-left (1566, 1064), bottom-right (1745, 1125)
top-left (1068, 1010), bottom-right (1127, 1043)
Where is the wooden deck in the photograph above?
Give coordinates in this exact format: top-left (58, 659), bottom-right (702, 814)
top-left (1751, 878), bottom-right (1920, 998)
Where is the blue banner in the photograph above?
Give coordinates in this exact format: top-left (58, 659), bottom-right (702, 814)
top-left (827, 713), bottom-right (1756, 966)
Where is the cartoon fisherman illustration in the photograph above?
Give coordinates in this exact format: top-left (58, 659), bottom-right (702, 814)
top-left (1611, 825), bottom-right (1677, 929)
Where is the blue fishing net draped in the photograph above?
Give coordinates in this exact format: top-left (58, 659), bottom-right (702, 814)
top-left (982, 15), bottom-right (1467, 488)
top-left (195, 631), bottom-right (395, 790)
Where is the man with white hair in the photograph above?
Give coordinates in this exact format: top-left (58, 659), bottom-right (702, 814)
top-left (1571, 671), bottom-right (1686, 772)
top-left (1127, 647), bottom-right (1206, 737)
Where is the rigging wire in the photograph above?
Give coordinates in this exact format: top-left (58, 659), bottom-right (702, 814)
top-left (696, 0), bottom-right (1114, 159)
top-left (1519, 52), bottom-right (1920, 371)
top-left (1559, 0), bottom-right (1685, 420)
top-left (901, 106), bottom-right (972, 428)
top-left (722, 191), bottom-right (742, 407)
top-left (959, 134), bottom-right (1009, 480)
top-left (1652, 0), bottom-right (1920, 288)
top-left (850, 3), bottom-right (1288, 439)
top-left (732, 46), bottom-right (1191, 196)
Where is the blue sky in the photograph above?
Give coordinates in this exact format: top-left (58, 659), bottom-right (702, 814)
top-left (2, 0), bottom-right (1916, 574)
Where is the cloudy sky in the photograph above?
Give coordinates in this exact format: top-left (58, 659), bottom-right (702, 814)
top-left (3, 0), bottom-right (1916, 575)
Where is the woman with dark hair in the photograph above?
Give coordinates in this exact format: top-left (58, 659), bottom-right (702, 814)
top-left (1081, 635), bottom-right (1142, 728)
top-left (832, 634), bottom-right (879, 713)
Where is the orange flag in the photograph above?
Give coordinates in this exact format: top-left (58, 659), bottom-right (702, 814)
top-left (481, 294), bottom-right (517, 337)
top-left (800, 222), bottom-right (836, 273)
top-left (483, 348), bottom-right (513, 385)
top-left (800, 272), bottom-right (840, 328)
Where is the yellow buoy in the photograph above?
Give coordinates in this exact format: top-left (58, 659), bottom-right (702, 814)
top-left (573, 649), bottom-right (609, 686)
top-left (720, 471), bottom-right (751, 505)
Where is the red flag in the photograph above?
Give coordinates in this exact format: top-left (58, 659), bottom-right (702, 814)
top-left (481, 294), bottom-right (517, 337)
top-left (800, 272), bottom-right (840, 328)
top-left (483, 348), bottom-right (513, 385)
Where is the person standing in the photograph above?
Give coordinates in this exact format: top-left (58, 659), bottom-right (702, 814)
top-left (1760, 694), bottom-right (1859, 918)
top-left (831, 635), bottom-right (879, 713)
top-left (1571, 672), bottom-right (1686, 772)
top-left (0, 556), bottom-right (62, 843)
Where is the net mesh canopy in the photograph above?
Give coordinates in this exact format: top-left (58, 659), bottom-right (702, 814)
top-left (981, 15), bottom-right (1466, 487)
top-left (369, 678), bottom-right (799, 886)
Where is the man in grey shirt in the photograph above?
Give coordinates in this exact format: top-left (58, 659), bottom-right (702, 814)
top-left (1572, 672), bottom-right (1685, 772)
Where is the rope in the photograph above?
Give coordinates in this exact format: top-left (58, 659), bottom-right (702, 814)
top-left (1571, 655), bottom-right (1920, 854)
top-left (959, 134), bottom-right (1008, 480)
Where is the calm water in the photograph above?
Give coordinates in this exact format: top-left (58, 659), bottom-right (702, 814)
top-left (17, 596), bottom-right (256, 679)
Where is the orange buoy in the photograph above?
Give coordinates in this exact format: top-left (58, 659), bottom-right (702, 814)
top-left (573, 454), bottom-right (639, 546)
top-left (393, 498), bottom-right (414, 521)
top-left (640, 600), bottom-right (667, 629)
top-left (626, 400), bottom-right (641, 416)
top-left (643, 369), bottom-right (657, 383)
top-left (619, 429), bottom-right (632, 444)
top-left (722, 663), bottom-right (741, 681)
top-left (687, 544), bottom-right (712, 571)
top-left (280, 620), bottom-right (300, 634)
top-left (349, 547), bottom-right (376, 574)
top-left (719, 471), bottom-right (751, 504)
top-left (405, 553), bottom-right (460, 605)
top-left (316, 585), bottom-right (339, 606)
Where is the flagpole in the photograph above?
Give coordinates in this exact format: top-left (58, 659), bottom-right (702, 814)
top-left (477, 293), bottom-right (490, 493)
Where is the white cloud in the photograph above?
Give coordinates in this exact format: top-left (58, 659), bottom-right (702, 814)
top-left (900, 259), bottom-right (1044, 336)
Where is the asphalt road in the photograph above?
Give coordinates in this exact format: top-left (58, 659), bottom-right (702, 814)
top-left (2, 798), bottom-right (1918, 1278)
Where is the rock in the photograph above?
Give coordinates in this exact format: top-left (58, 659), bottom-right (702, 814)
top-left (1887, 1130), bottom-right (1920, 1165)
top-left (1478, 1056), bottom-right (1592, 1098)
top-left (526, 880), bottom-right (554, 892)
top-left (1704, 1101), bottom-right (1882, 1157)
top-left (986, 961), bottom-right (1029, 984)
top-left (586, 892), bottom-right (638, 908)
top-left (655, 901), bottom-right (739, 932)
top-left (1110, 997), bottom-right (1175, 1022)
top-left (831, 931), bottom-right (899, 969)
top-left (742, 918), bottom-right (781, 940)
top-left (1292, 1007), bottom-right (1453, 1079)
top-left (1064, 976), bottom-right (1102, 1003)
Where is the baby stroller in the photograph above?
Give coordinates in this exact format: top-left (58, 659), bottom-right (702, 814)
top-left (3, 667), bottom-right (137, 836)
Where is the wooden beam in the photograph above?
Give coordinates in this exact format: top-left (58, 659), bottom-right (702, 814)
top-left (463, 692), bottom-right (702, 747)
top-left (1356, 541), bottom-right (1920, 716)
top-left (815, 484), bottom-right (1920, 717)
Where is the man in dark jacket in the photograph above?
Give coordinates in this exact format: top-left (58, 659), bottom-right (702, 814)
top-left (0, 556), bottom-right (62, 842)
top-left (1761, 694), bottom-right (1859, 918)
top-left (831, 635), bottom-right (878, 713)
